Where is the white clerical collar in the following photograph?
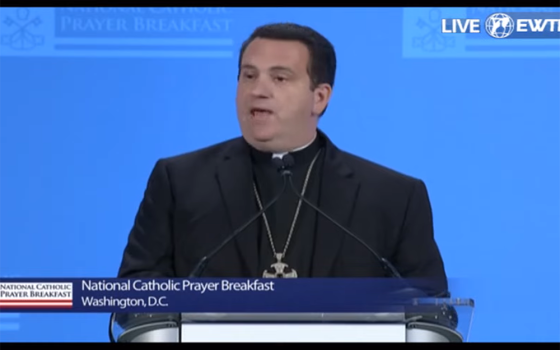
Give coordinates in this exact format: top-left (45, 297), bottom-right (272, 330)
top-left (272, 134), bottom-right (317, 159)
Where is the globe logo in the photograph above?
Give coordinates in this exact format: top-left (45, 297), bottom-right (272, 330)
top-left (485, 13), bottom-right (515, 39)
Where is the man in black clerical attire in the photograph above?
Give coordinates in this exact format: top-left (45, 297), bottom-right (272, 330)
top-left (117, 23), bottom-right (448, 294)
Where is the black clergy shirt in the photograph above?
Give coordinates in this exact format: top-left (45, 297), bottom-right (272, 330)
top-left (248, 133), bottom-right (326, 278)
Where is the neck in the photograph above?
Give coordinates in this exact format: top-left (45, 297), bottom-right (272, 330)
top-left (248, 130), bottom-right (322, 167)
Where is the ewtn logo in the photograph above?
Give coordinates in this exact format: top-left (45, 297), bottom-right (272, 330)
top-left (441, 12), bottom-right (560, 39)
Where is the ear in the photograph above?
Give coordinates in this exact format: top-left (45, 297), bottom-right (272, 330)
top-left (312, 83), bottom-right (333, 117)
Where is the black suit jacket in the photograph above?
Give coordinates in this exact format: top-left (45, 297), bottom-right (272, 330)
top-left (117, 131), bottom-right (448, 293)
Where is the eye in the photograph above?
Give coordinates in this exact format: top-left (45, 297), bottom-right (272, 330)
top-left (242, 71), bottom-right (256, 80)
top-left (274, 76), bottom-right (287, 83)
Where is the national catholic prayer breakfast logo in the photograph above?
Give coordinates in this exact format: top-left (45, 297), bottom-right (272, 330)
top-left (0, 7), bottom-right (235, 58)
top-left (0, 275), bottom-right (22, 333)
top-left (402, 7), bottom-right (560, 58)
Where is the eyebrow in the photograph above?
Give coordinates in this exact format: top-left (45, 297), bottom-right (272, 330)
top-left (240, 64), bottom-right (294, 74)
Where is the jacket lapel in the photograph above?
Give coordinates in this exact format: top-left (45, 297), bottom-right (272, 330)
top-left (215, 140), bottom-right (260, 277)
top-left (312, 135), bottom-right (361, 277)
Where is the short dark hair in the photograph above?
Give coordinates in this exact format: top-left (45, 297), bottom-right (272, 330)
top-left (238, 22), bottom-right (337, 117)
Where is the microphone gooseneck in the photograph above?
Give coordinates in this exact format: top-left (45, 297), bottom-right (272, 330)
top-left (288, 174), bottom-right (402, 277)
top-left (108, 151), bottom-right (449, 342)
top-left (280, 153), bottom-right (402, 279)
top-left (280, 153), bottom-right (451, 298)
top-left (108, 156), bottom-right (294, 342)
top-left (188, 157), bottom-right (291, 278)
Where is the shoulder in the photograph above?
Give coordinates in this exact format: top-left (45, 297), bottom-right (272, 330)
top-left (339, 150), bottom-right (422, 187)
top-left (156, 136), bottom-right (243, 170)
top-left (320, 129), bottom-right (423, 190)
top-left (335, 149), bottom-right (429, 204)
top-left (143, 137), bottom-right (243, 188)
top-left (336, 149), bottom-right (431, 215)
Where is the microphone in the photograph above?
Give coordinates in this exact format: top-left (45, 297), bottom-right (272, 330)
top-left (278, 153), bottom-right (403, 279)
top-left (188, 157), bottom-right (290, 278)
top-left (109, 158), bottom-right (294, 342)
top-left (279, 153), bottom-right (450, 299)
top-left (285, 150), bottom-right (456, 325)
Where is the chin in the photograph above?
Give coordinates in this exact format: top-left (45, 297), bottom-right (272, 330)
top-left (247, 126), bottom-right (277, 141)
top-left (251, 135), bottom-right (276, 146)
top-left (244, 133), bottom-right (278, 151)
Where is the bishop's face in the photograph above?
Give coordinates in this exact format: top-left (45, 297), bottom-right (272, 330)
top-left (235, 38), bottom-right (330, 153)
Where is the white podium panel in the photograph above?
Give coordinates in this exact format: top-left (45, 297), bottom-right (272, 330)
top-left (115, 309), bottom-right (469, 343)
top-left (180, 324), bottom-right (406, 342)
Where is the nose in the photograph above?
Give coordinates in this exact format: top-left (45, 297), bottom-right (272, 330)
top-left (250, 77), bottom-right (272, 98)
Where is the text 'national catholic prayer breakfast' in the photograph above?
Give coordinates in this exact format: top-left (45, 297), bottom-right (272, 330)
top-left (81, 279), bottom-right (276, 293)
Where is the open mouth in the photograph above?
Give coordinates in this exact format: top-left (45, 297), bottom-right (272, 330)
top-left (250, 108), bottom-right (273, 118)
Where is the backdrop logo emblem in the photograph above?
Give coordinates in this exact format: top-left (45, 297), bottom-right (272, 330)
top-left (1, 8), bottom-right (44, 50)
top-left (413, 8), bottom-right (455, 52)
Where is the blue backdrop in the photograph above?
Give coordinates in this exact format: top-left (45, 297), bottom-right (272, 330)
top-left (0, 7), bottom-right (559, 342)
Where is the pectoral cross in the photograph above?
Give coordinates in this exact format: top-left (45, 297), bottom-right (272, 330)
top-left (262, 253), bottom-right (298, 278)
